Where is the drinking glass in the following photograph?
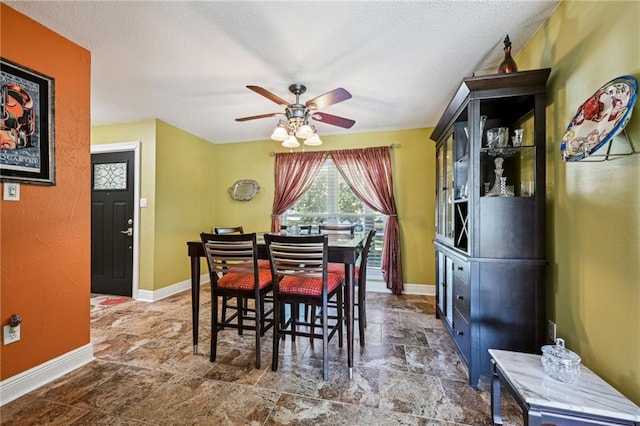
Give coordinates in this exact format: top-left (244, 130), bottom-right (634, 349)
top-left (496, 127), bottom-right (509, 147)
top-left (512, 128), bottom-right (523, 147)
top-left (479, 115), bottom-right (487, 134)
top-left (486, 128), bottom-right (499, 148)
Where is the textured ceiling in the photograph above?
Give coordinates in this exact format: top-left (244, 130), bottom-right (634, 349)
top-left (5, 1), bottom-right (560, 144)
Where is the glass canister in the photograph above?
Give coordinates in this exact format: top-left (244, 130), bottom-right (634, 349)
top-left (541, 338), bottom-right (581, 384)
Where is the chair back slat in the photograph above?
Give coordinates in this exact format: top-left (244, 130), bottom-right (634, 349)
top-left (265, 234), bottom-right (329, 283)
top-left (319, 224), bottom-right (354, 235)
top-left (200, 233), bottom-right (258, 285)
top-left (214, 226), bottom-right (244, 235)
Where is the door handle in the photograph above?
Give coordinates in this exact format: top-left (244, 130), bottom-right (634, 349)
top-left (120, 227), bottom-right (133, 237)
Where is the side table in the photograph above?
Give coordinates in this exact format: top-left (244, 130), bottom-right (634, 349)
top-left (489, 349), bottom-right (640, 425)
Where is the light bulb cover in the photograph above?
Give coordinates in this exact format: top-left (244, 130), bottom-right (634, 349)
top-left (295, 124), bottom-right (314, 139)
top-left (304, 133), bottom-right (322, 146)
top-left (271, 126), bottom-right (288, 141)
top-left (282, 135), bottom-right (300, 148)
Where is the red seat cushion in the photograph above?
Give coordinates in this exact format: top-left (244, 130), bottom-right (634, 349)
top-left (217, 269), bottom-right (272, 290)
top-left (327, 263), bottom-right (360, 280)
top-left (278, 273), bottom-right (344, 296)
top-left (258, 259), bottom-right (271, 269)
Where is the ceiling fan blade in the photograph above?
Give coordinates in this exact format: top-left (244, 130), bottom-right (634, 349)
top-left (246, 85), bottom-right (290, 107)
top-left (311, 112), bottom-right (355, 129)
top-left (235, 112), bottom-right (281, 122)
top-left (305, 88), bottom-right (352, 110)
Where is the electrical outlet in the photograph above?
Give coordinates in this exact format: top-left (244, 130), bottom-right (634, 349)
top-left (547, 320), bottom-right (556, 342)
top-left (3, 325), bottom-right (20, 345)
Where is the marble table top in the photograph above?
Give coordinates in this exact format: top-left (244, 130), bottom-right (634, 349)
top-left (489, 349), bottom-right (640, 422)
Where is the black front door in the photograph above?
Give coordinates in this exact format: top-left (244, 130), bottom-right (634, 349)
top-left (91, 151), bottom-right (134, 297)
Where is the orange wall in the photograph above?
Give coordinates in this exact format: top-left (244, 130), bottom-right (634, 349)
top-left (0, 4), bottom-right (91, 379)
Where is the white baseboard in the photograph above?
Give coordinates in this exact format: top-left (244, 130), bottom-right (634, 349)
top-left (136, 274), bottom-right (209, 302)
top-left (403, 283), bottom-right (435, 295)
top-left (366, 279), bottom-right (435, 296)
top-left (0, 344), bottom-right (94, 406)
top-left (137, 275), bottom-right (432, 302)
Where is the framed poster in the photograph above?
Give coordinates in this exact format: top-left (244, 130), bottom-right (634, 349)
top-left (1, 57), bottom-right (55, 185)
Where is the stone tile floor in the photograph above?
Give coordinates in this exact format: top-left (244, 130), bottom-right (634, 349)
top-left (1, 289), bottom-right (523, 425)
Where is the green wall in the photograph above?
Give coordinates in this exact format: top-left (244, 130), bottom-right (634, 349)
top-left (155, 121), bottom-right (216, 288)
top-left (517, 0), bottom-right (639, 403)
top-left (91, 120), bottom-right (216, 291)
top-left (214, 129), bottom-right (435, 286)
top-left (91, 120), bottom-right (158, 291)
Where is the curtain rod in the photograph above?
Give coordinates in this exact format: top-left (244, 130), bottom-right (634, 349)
top-left (269, 143), bottom-right (400, 157)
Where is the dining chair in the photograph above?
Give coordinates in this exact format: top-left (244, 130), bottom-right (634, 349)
top-left (214, 226), bottom-right (269, 268)
top-left (214, 226), bottom-right (249, 323)
top-left (200, 232), bottom-right (273, 368)
top-left (264, 234), bottom-right (344, 381)
top-left (355, 229), bottom-right (377, 344)
top-left (319, 223), bottom-right (356, 276)
top-left (310, 229), bottom-right (376, 345)
top-left (319, 224), bottom-right (355, 235)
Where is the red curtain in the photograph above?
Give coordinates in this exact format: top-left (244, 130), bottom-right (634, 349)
top-left (331, 147), bottom-right (403, 294)
top-left (271, 151), bottom-right (328, 232)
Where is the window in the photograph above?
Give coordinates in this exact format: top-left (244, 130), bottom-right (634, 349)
top-left (281, 159), bottom-right (385, 269)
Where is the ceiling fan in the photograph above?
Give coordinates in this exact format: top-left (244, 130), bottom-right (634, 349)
top-left (235, 84), bottom-right (355, 147)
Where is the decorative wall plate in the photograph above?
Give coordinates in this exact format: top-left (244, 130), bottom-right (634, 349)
top-left (228, 179), bottom-right (260, 201)
top-left (561, 75), bottom-right (638, 162)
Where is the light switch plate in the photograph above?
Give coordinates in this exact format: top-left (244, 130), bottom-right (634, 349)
top-left (3, 182), bottom-right (20, 201)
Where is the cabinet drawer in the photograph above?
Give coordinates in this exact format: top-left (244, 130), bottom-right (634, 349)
top-left (452, 308), bottom-right (470, 363)
top-left (453, 280), bottom-right (470, 321)
top-left (453, 260), bottom-right (469, 285)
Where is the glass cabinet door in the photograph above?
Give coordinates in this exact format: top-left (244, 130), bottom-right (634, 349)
top-left (436, 129), bottom-right (470, 250)
top-left (436, 137), bottom-right (454, 241)
top-left (444, 135), bottom-right (453, 240)
top-left (436, 142), bottom-right (445, 237)
top-left (452, 124), bottom-right (469, 251)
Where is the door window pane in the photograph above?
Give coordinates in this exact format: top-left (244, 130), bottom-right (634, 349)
top-left (93, 162), bottom-right (127, 190)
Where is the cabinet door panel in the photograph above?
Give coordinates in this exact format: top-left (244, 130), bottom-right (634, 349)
top-left (437, 251), bottom-right (446, 313)
top-left (478, 197), bottom-right (539, 259)
top-left (454, 280), bottom-right (470, 321)
top-left (453, 308), bottom-right (470, 363)
top-left (445, 256), bottom-right (454, 325)
top-left (453, 260), bottom-right (469, 284)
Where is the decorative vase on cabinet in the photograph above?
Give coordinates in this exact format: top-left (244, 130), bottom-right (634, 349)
top-left (498, 35), bottom-right (518, 74)
top-left (430, 69), bottom-right (550, 387)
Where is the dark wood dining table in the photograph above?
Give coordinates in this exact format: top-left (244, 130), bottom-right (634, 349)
top-left (186, 232), bottom-right (365, 379)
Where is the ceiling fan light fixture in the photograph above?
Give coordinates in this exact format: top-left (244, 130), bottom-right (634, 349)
top-left (236, 84), bottom-right (354, 150)
top-left (270, 124), bottom-right (288, 141)
top-left (282, 134), bottom-right (300, 148)
top-left (304, 133), bottom-right (322, 146)
top-left (295, 123), bottom-right (314, 139)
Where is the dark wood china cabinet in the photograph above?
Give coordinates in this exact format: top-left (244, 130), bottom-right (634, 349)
top-left (430, 69), bottom-right (550, 387)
